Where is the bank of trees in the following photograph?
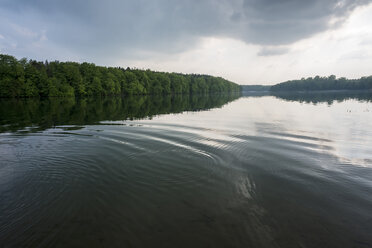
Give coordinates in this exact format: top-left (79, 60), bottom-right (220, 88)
top-left (0, 54), bottom-right (240, 98)
top-left (271, 75), bottom-right (372, 92)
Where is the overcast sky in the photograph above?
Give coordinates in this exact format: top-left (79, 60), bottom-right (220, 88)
top-left (1, 0), bottom-right (372, 85)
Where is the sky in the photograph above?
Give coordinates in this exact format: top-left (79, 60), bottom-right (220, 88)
top-left (0, 0), bottom-right (372, 85)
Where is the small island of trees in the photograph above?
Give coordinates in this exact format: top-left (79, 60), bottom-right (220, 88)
top-left (0, 54), bottom-right (241, 98)
top-left (270, 75), bottom-right (372, 92)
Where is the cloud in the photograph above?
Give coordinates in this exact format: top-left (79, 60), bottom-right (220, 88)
top-left (0, 0), bottom-right (371, 62)
top-left (257, 46), bottom-right (289, 56)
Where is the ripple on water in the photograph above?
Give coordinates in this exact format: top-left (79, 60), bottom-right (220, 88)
top-left (1, 120), bottom-right (372, 247)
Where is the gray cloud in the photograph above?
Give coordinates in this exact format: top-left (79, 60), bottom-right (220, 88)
top-left (258, 47), bottom-right (289, 56)
top-left (0, 0), bottom-right (371, 62)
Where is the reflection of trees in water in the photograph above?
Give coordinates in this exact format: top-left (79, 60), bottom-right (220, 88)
top-left (271, 91), bottom-right (372, 104)
top-left (0, 93), bottom-right (240, 133)
top-left (242, 90), bottom-right (372, 105)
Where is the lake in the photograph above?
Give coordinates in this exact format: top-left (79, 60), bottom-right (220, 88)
top-left (1, 92), bottom-right (372, 247)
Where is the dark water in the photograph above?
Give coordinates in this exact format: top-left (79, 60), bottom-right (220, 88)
top-left (1, 93), bottom-right (372, 247)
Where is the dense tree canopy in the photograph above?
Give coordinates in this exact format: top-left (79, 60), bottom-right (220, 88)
top-left (0, 54), bottom-right (240, 98)
top-left (270, 75), bottom-right (372, 92)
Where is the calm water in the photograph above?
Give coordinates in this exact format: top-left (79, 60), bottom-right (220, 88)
top-left (1, 93), bottom-right (372, 247)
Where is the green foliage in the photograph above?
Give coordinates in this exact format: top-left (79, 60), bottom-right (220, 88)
top-left (271, 75), bottom-right (372, 92)
top-left (0, 54), bottom-right (25, 97)
top-left (0, 54), bottom-right (241, 98)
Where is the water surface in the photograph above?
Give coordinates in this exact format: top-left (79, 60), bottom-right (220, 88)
top-left (1, 93), bottom-right (372, 247)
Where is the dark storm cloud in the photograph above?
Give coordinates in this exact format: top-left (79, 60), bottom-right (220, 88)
top-left (236, 0), bottom-right (372, 44)
top-left (0, 0), bottom-right (371, 60)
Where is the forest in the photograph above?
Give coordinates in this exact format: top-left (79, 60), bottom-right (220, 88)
top-left (0, 54), bottom-right (240, 98)
top-left (270, 75), bottom-right (372, 91)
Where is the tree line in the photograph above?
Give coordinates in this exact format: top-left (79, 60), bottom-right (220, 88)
top-left (270, 75), bottom-right (372, 92)
top-left (0, 54), bottom-right (240, 98)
